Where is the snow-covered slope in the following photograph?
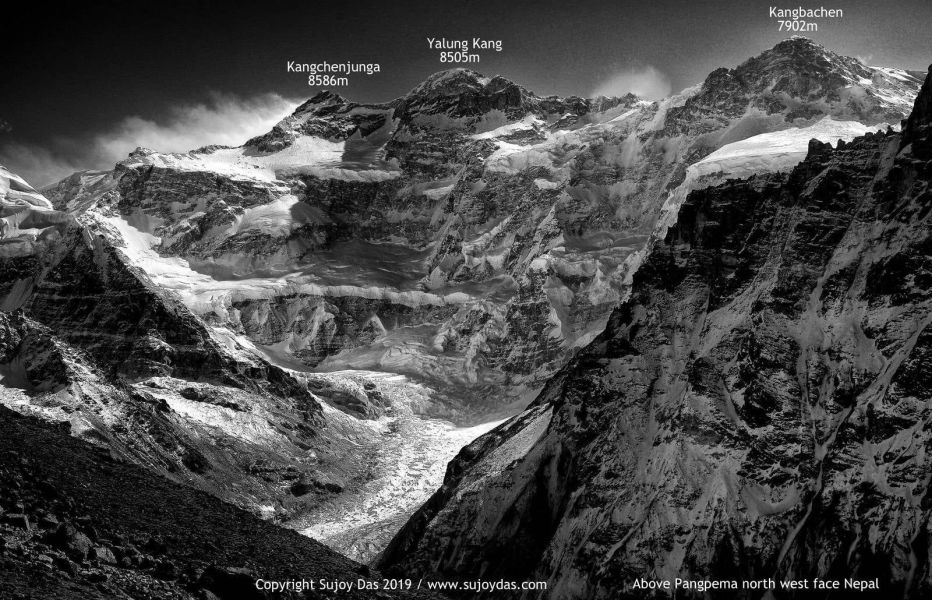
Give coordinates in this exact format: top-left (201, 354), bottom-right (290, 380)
top-left (124, 137), bottom-right (400, 185)
top-left (691, 116), bottom-right (892, 178)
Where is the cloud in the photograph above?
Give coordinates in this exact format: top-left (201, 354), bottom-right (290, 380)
top-left (591, 66), bottom-right (672, 101)
top-left (0, 92), bottom-right (300, 188)
top-left (0, 142), bottom-right (77, 189)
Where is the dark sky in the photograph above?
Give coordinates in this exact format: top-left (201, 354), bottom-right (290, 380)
top-left (2, 0), bottom-right (930, 186)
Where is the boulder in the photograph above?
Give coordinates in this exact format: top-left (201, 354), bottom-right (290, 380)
top-left (49, 523), bottom-right (93, 562)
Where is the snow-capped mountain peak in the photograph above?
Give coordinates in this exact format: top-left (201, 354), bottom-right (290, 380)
top-left (408, 68), bottom-right (493, 95)
top-left (396, 69), bottom-right (534, 123)
top-left (662, 37), bottom-right (922, 137)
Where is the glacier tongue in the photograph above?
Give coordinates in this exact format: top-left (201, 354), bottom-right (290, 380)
top-left (293, 370), bottom-right (504, 562)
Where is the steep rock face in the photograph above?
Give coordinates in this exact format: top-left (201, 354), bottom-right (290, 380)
top-left (0, 312), bottom-right (74, 392)
top-left (379, 67), bottom-right (932, 598)
top-left (1, 222), bottom-right (309, 396)
top-left (226, 292), bottom-right (458, 367)
top-left (904, 66), bottom-right (932, 151)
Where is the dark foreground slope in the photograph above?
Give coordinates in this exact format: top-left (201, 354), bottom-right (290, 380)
top-left (379, 66), bottom-right (932, 598)
top-left (0, 406), bottom-right (438, 600)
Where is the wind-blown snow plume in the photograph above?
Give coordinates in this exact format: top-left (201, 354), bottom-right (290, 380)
top-left (590, 65), bottom-right (672, 100)
top-left (0, 93), bottom-right (300, 187)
